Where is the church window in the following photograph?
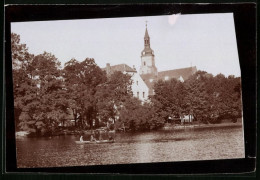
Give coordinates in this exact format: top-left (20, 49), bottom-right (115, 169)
top-left (143, 92), bottom-right (145, 98)
top-left (137, 92), bottom-right (139, 98)
top-left (144, 61), bottom-right (146, 66)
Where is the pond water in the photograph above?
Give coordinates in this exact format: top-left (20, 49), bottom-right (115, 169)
top-left (16, 125), bottom-right (245, 168)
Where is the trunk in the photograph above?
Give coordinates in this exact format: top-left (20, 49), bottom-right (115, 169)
top-left (14, 108), bottom-right (22, 131)
top-left (95, 118), bottom-right (99, 128)
top-left (78, 114), bottom-right (82, 129)
top-left (82, 116), bottom-right (85, 129)
top-left (72, 109), bottom-right (77, 127)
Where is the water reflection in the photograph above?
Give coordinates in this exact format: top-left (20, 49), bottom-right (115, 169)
top-left (16, 126), bottom-right (245, 168)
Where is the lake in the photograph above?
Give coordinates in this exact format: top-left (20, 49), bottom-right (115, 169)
top-left (16, 125), bottom-right (245, 168)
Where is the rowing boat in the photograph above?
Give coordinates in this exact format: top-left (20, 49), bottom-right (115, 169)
top-left (75, 140), bottom-right (115, 144)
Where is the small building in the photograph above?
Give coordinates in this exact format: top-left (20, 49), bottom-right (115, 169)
top-left (103, 63), bottom-right (149, 101)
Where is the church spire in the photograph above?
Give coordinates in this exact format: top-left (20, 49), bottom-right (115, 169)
top-left (142, 21), bottom-right (153, 56)
top-left (144, 21), bottom-right (149, 38)
top-left (140, 22), bottom-right (157, 76)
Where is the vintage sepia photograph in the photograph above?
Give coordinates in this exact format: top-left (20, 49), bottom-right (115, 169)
top-left (11, 13), bottom-right (245, 168)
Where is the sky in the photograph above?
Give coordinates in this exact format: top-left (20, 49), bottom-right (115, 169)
top-left (11, 13), bottom-right (241, 77)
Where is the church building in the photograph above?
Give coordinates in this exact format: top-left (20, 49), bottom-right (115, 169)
top-left (104, 23), bottom-right (197, 101)
top-left (139, 23), bottom-right (197, 96)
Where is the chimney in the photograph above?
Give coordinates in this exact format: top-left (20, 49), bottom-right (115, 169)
top-left (106, 63), bottom-right (111, 75)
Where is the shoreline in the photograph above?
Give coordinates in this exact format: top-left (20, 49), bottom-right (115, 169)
top-left (162, 121), bottom-right (242, 130)
top-left (16, 121), bottom-right (243, 138)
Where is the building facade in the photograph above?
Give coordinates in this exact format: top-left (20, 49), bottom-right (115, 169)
top-left (104, 63), bottom-right (149, 102)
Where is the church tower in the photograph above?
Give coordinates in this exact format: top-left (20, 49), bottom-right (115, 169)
top-left (139, 22), bottom-right (158, 76)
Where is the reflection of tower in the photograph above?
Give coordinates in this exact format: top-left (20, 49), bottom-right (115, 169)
top-left (139, 22), bottom-right (158, 76)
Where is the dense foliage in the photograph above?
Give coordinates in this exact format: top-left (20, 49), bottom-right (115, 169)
top-left (152, 71), bottom-right (242, 124)
top-left (11, 33), bottom-right (242, 135)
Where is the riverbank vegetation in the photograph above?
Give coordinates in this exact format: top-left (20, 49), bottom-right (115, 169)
top-left (11, 33), bottom-right (242, 136)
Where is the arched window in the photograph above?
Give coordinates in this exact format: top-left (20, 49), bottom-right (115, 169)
top-left (144, 61), bottom-right (146, 66)
top-left (136, 81), bottom-right (138, 85)
top-left (143, 92), bottom-right (145, 98)
top-left (137, 92), bottom-right (139, 98)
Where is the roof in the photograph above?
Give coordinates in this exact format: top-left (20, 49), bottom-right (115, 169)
top-left (102, 64), bottom-right (137, 75)
top-left (144, 27), bottom-right (150, 38)
top-left (110, 64), bottom-right (136, 72)
top-left (158, 66), bottom-right (197, 81)
top-left (141, 66), bottom-right (197, 95)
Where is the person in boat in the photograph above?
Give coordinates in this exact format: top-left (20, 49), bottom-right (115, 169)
top-left (107, 127), bottom-right (115, 142)
top-left (108, 135), bottom-right (114, 142)
top-left (80, 135), bottom-right (84, 142)
top-left (90, 133), bottom-right (96, 142)
top-left (106, 118), bottom-right (115, 141)
top-left (94, 130), bottom-right (101, 141)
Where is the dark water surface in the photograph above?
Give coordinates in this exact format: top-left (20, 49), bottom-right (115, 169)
top-left (16, 126), bottom-right (245, 168)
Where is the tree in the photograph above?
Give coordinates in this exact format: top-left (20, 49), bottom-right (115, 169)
top-left (18, 52), bottom-right (68, 135)
top-left (95, 71), bottom-right (133, 128)
top-left (184, 72), bottom-right (242, 124)
top-left (119, 97), bottom-right (164, 131)
top-left (11, 33), bottom-right (35, 131)
top-left (63, 58), bottom-right (107, 130)
top-left (212, 75), bottom-right (242, 123)
top-left (152, 78), bottom-right (188, 121)
top-left (184, 71), bottom-right (220, 124)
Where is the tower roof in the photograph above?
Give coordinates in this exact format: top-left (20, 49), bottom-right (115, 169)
top-left (142, 22), bottom-right (153, 56)
top-left (144, 27), bottom-right (149, 38)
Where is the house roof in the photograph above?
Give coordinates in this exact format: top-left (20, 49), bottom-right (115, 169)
top-left (102, 64), bottom-right (137, 75)
top-left (111, 64), bottom-right (136, 72)
top-left (158, 66), bottom-right (197, 81)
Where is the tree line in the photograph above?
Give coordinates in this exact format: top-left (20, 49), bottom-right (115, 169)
top-left (11, 33), bottom-right (242, 136)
